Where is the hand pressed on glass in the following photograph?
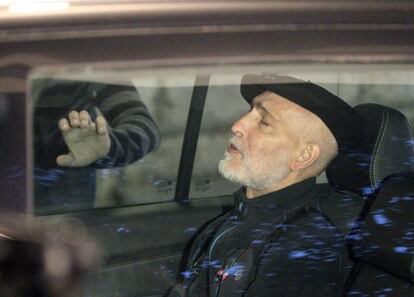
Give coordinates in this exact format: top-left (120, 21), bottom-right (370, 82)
top-left (56, 110), bottom-right (110, 167)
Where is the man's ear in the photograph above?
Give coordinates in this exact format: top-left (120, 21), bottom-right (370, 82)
top-left (290, 143), bottom-right (321, 171)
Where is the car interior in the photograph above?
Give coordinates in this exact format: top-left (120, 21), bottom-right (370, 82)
top-left (1, 1), bottom-right (414, 296)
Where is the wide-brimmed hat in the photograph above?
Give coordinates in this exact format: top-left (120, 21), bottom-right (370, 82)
top-left (240, 74), bottom-right (365, 153)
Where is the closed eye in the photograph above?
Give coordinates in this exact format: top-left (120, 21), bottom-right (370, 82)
top-left (260, 118), bottom-right (271, 126)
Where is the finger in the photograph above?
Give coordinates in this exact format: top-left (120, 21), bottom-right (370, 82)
top-left (68, 110), bottom-right (80, 127)
top-left (58, 118), bottom-right (70, 132)
top-left (56, 154), bottom-right (75, 167)
top-left (95, 116), bottom-right (107, 135)
top-left (79, 110), bottom-right (91, 128)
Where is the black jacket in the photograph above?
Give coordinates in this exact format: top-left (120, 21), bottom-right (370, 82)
top-left (171, 178), bottom-right (347, 297)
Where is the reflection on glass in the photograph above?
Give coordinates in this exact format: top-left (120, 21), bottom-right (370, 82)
top-left (32, 78), bottom-right (161, 214)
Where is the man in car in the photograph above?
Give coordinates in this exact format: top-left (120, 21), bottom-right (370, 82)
top-left (168, 74), bottom-right (364, 297)
top-left (33, 79), bottom-right (160, 213)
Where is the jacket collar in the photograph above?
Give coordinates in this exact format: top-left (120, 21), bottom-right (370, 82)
top-left (233, 177), bottom-right (318, 221)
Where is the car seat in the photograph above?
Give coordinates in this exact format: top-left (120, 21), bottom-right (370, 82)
top-left (326, 103), bottom-right (414, 196)
top-left (318, 103), bottom-right (414, 234)
top-left (317, 103), bottom-right (414, 296)
top-left (344, 172), bottom-right (414, 296)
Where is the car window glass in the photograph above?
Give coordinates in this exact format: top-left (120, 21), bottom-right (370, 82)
top-left (29, 63), bottom-right (414, 214)
top-left (30, 67), bottom-right (193, 215)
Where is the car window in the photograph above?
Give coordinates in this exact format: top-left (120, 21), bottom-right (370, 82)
top-left (30, 68), bottom-right (194, 214)
top-left (28, 63), bottom-right (414, 215)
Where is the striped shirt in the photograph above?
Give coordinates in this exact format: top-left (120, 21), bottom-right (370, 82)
top-left (32, 78), bottom-right (161, 169)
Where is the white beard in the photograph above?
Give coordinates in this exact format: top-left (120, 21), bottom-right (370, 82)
top-left (218, 138), bottom-right (291, 190)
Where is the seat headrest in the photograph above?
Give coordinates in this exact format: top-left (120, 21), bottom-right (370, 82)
top-left (348, 173), bottom-right (414, 283)
top-left (326, 103), bottom-right (414, 196)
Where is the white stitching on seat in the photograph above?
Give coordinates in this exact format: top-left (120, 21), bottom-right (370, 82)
top-left (403, 116), bottom-right (414, 151)
top-left (371, 108), bottom-right (388, 188)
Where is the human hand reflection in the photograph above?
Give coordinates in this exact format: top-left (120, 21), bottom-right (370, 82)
top-left (56, 110), bottom-right (110, 167)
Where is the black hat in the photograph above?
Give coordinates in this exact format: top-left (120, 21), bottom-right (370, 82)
top-left (240, 74), bottom-right (365, 153)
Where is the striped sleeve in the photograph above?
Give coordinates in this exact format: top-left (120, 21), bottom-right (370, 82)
top-left (90, 83), bottom-right (161, 168)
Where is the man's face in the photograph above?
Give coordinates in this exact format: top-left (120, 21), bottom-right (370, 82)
top-left (219, 91), bottom-right (305, 190)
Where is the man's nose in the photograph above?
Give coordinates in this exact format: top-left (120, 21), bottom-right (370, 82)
top-left (231, 116), bottom-right (247, 138)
